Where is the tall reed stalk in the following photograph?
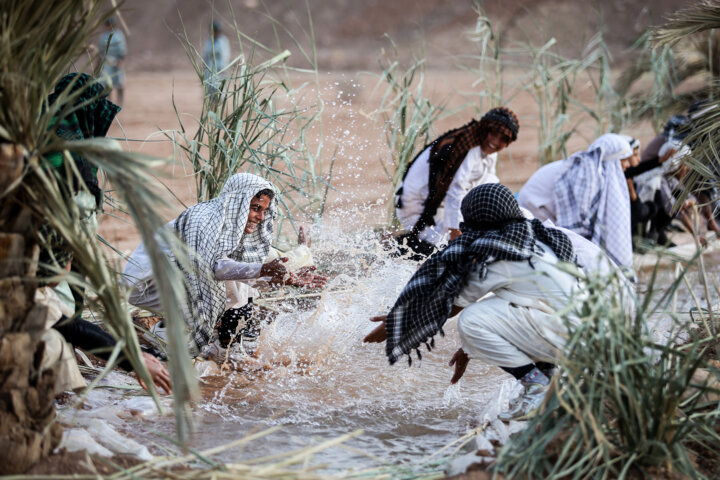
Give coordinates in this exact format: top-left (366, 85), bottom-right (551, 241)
top-left (372, 42), bottom-right (443, 226)
top-left (464, 7), bottom-right (622, 166)
top-left (171, 2), bottom-right (331, 241)
top-left (518, 33), bottom-right (618, 163)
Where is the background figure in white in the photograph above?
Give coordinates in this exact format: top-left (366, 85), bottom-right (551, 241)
top-left (97, 16), bottom-right (127, 106)
top-left (202, 20), bottom-right (230, 104)
top-left (518, 133), bottom-right (635, 271)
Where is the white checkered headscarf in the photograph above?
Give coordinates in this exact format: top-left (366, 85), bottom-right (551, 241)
top-left (553, 133), bottom-right (633, 269)
top-left (384, 183), bottom-right (575, 365)
top-left (174, 173), bottom-right (276, 348)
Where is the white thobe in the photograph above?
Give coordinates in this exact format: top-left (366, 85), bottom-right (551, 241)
top-left (517, 160), bottom-right (568, 223)
top-left (396, 145), bottom-right (499, 245)
top-left (454, 242), bottom-right (581, 368)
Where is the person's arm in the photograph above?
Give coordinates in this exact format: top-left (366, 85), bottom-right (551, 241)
top-left (54, 316), bottom-right (171, 393)
top-left (117, 31), bottom-right (127, 60)
top-left (257, 257), bottom-right (327, 288)
top-left (363, 305), bottom-right (464, 344)
top-left (625, 158), bottom-right (661, 178)
top-left (449, 348), bottom-right (469, 384)
top-left (627, 178), bottom-right (638, 202)
top-left (214, 257), bottom-right (262, 280)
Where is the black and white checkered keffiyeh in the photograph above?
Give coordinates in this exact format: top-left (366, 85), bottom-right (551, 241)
top-left (553, 133), bottom-right (633, 269)
top-left (385, 183), bottom-right (575, 365)
top-left (174, 173), bottom-right (276, 349)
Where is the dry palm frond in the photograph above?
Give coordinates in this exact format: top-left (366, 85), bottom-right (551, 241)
top-left (26, 140), bottom-right (198, 442)
top-left (654, 1), bottom-right (720, 47)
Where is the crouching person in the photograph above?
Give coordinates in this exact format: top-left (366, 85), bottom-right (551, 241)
top-left (364, 183), bottom-right (582, 420)
top-left (123, 173), bottom-right (326, 361)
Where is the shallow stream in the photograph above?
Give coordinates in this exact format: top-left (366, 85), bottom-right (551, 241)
top-left (58, 229), bottom-right (720, 471)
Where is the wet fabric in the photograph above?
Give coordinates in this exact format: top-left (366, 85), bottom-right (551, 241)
top-left (553, 133), bottom-right (633, 269)
top-left (216, 301), bottom-right (256, 347)
top-left (384, 183), bottom-right (574, 365)
top-left (174, 173), bottom-right (276, 349)
top-left (45, 72), bottom-right (119, 206)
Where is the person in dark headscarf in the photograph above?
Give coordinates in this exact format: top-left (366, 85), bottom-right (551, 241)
top-left (366, 183), bottom-right (580, 420)
top-left (45, 72), bottom-right (121, 206)
top-left (37, 73), bottom-right (172, 394)
top-left (393, 107), bottom-right (520, 259)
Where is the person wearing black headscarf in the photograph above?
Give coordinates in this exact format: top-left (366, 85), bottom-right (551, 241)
top-left (393, 107), bottom-right (520, 259)
top-left (366, 183), bottom-right (580, 420)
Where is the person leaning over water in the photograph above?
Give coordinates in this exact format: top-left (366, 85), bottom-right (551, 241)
top-left (393, 107), bottom-right (520, 259)
top-left (365, 183), bottom-right (582, 420)
top-left (123, 173), bottom-right (326, 358)
top-left (517, 133), bottom-right (635, 273)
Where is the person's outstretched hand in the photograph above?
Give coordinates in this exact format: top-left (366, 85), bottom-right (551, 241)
top-left (287, 265), bottom-right (327, 289)
top-left (260, 257), bottom-right (290, 285)
top-left (138, 352), bottom-right (172, 394)
top-left (449, 348), bottom-right (469, 384)
top-left (363, 315), bottom-right (387, 343)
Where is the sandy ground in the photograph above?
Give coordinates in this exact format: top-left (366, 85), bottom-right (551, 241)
top-left (100, 68), bottom-right (656, 256)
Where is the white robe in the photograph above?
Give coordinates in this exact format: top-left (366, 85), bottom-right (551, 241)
top-left (454, 242), bottom-right (581, 367)
top-left (517, 160), bottom-right (566, 222)
top-left (396, 145), bottom-right (498, 245)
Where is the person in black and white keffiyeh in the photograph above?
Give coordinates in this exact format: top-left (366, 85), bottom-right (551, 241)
top-left (365, 183), bottom-right (581, 419)
top-left (123, 173), bottom-right (326, 352)
top-left (519, 133), bottom-right (635, 271)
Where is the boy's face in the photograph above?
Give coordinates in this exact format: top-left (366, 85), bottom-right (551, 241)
top-left (481, 130), bottom-right (510, 155)
top-left (245, 195), bottom-right (271, 234)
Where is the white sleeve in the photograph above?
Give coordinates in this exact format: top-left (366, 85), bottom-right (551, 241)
top-left (117, 32), bottom-right (127, 58)
top-left (220, 37), bottom-right (231, 69)
top-left (214, 257), bottom-right (262, 280)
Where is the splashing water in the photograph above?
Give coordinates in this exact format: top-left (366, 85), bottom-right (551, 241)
top-left (172, 224), bottom-right (513, 468)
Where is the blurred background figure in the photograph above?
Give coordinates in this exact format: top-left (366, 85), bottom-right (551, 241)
top-left (97, 16), bottom-right (127, 106)
top-left (202, 20), bottom-right (230, 105)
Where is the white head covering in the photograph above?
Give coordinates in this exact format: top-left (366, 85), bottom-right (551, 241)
top-left (660, 140), bottom-right (691, 174)
top-left (619, 134), bottom-right (641, 152)
top-left (553, 133), bottom-right (634, 270)
top-left (174, 173), bottom-right (276, 348)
